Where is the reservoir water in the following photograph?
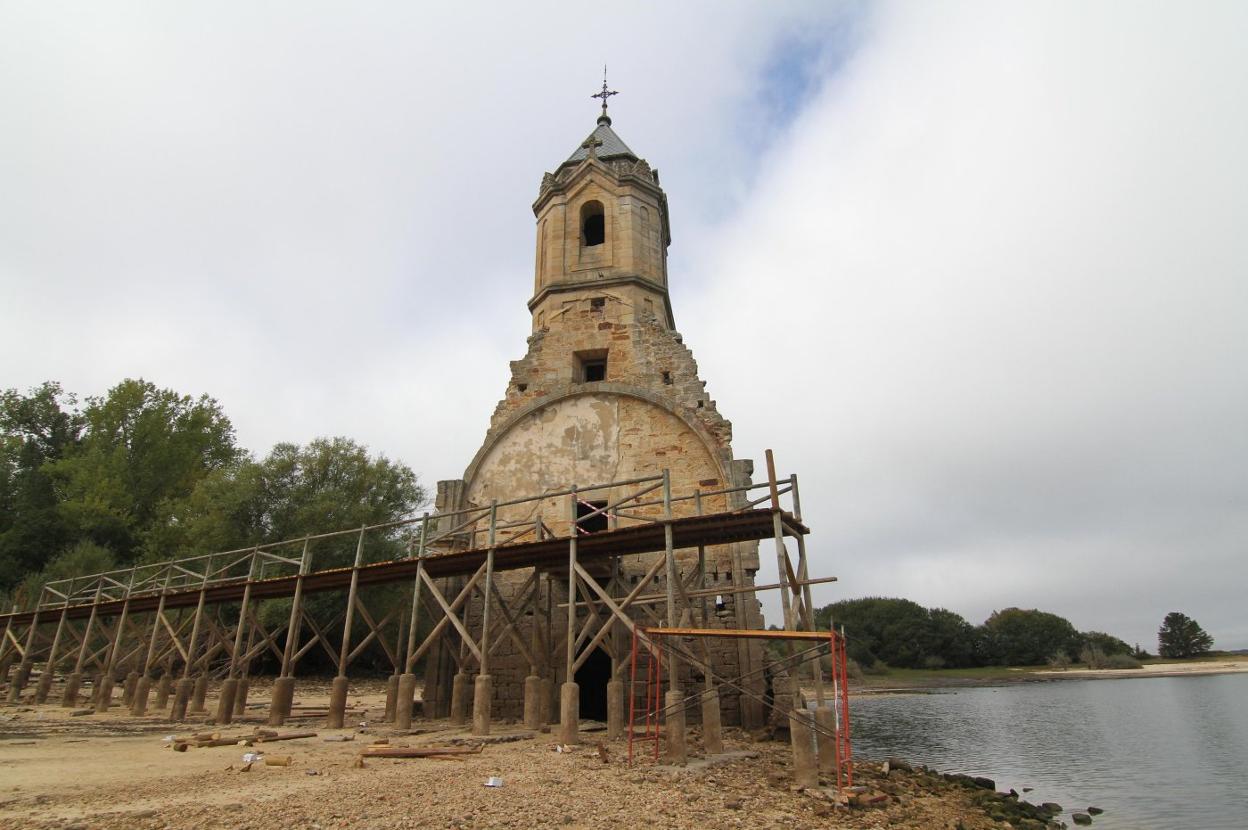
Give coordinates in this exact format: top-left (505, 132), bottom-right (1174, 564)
top-left (849, 672), bottom-right (1248, 829)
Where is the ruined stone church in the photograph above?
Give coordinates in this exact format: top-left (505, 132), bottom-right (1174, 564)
top-left (421, 98), bottom-right (767, 729)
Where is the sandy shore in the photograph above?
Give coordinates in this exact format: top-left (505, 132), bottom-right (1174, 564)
top-left (0, 677), bottom-right (1036, 830)
top-left (1033, 658), bottom-right (1248, 680)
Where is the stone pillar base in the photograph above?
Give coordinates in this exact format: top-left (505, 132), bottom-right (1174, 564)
top-left (7, 660), bottom-right (34, 702)
top-left (94, 674), bottom-right (116, 713)
top-left (606, 679), bottom-right (625, 741)
top-left (268, 676), bottom-right (295, 726)
top-left (559, 682), bottom-right (580, 745)
top-left (122, 671), bottom-right (141, 707)
top-left (216, 678), bottom-right (239, 725)
top-left (188, 674), bottom-right (208, 714)
top-left (701, 689), bottom-right (723, 755)
top-left (131, 675), bottom-right (153, 716)
top-left (664, 690), bottom-right (687, 764)
top-left (154, 672), bottom-right (173, 710)
top-left (471, 674), bottom-right (493, 736)
top-left (395, 672), bottom-right (418, 730)
top-left (449, 672), bottom-right (469, 727)
top-left (89, 673), bottom-right (104, 705)
top-left (522, 675), bottom-right (543, 730)
top-left (34, 670), bottom-right (54, 704)
top-left (815, 705), bottom-right (836, 773)
top-left (327, 676), bottom-right (349, 729)
top-left (789, 708), bottom-right (818, 789)
top-left (170, 677), bottom-right (194, 721)
top-left (61, 672), bottom-right (83, 707)
top-left (234, 678), bottom-right (250, 716)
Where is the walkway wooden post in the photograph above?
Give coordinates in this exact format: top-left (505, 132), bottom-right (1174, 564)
top-left (0, 603), bottom-right (17, 685)
top-left (7, 590), bottom-right (44, 703)
top-left (328, 529), bottom-right (366, 728)
top-left (95, 571), bottom-right (136, 712)
top-left (217, 550), bottom-right (257, 724)
top-left (171, 561), bottom-right (211, 720)
top-left (62, 583), bottom-right (103, 707)
top-left (131, 569), bottom-right (172, 715)
top-left (661, 469), bottom-right (687, 763)
top-left (523, 565), bottom-right (544, 730)
top-left (270, 540), bottom-right (310, 726)
top-left (34, 596), bottom-right (71, 704)
top-left (559, 487), bottom-right (580, 745)
top-left (395, 514), bottom-right (428, 730)
top-left (472, 501), bottom-right (498, 735)
top-left (694, 490), bottom-right (724, 754)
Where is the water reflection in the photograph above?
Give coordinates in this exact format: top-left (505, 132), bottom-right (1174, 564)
top-left (849, 673), bottom-right (1248, 830)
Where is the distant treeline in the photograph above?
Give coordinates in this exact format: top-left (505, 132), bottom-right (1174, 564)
top-left (814, 597), bottom-right (1143, 668)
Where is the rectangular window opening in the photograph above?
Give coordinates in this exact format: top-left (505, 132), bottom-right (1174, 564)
top-left (575, 349), bottom-right (608, 383)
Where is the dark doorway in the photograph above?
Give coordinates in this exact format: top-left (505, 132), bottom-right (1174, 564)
top-left (576, 499), bottom-right (608, 533)
top-left (575, 647), bottom-right (611, 721)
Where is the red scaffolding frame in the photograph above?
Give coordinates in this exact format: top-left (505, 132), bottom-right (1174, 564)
top-left (626, 626), bottom-right (854, 790)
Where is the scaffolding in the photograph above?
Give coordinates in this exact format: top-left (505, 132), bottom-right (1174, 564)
top-left (0, 450), bottom-right (843, 785)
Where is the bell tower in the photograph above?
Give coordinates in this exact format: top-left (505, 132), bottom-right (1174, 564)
top-left (530, 91), bottom-right (674, 331)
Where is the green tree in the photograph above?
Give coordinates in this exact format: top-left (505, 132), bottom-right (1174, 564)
top-left (50, 379), bottom-right (240, 562)
top-left (982, 608), bottom-right (1082, 666)
top-left (1157, 611), bottom-right (1214, 658)
top-left (0, 382), bottom-right (83, 589)
top-left (815, 598), bottom-right (983, 669)
top-left (144, 437), bottom-right (424, 561)
top-left (20, 540), bottom-right (116, 606)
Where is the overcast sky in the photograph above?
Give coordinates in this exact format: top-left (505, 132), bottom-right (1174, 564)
top-left (2, 2), bottom-right (1245, 650)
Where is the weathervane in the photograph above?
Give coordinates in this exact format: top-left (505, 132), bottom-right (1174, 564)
top-left (591, 65), bottom-right (618, 119)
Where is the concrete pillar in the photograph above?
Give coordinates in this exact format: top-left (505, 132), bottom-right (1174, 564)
top-left (701, 689), bottom-right (724, 756)
top-left (327, 676), bottom-right (349, 729)
top-left (471, 674), bottom-right (492, 736)
top-left (34, 670), bottom-right (55, 704)
top-left (233, 678), bottom-right (250, 716)
top-left (789, 709), bottom-right (818, 790)
top-left (93, 674), bottom-right (116, 713)
top-left (216, 677), bottom-right (239, 725)
top-left (815, 705), bottom-right (836, 774)
top-left (268, 676), bottom-right (295, 726)
top-left (189, 674), bottom-right (208, 714)
top-left (383, 674), bottom-right (400, 723)
top-left (664, 690), bottom-right (687, 764)
top-left (523, 675), bottom-right (543, 730)
top-left (606, 679), bottom-right (625, 741)
top-left (7, 660), bottom-right (34, 702)
top-left (559, 681), bottom-right (580, 745)
top-left (61, 673), bottom-right (83, 707)
top-left (395, 672), bottom-right (417, 730)
top-left (449, 672), bottom-right (469, 727)
top-left (130, 675), bottom-right (153, 716)
top-left (154, 672), bottom-right (173, 710)
top-left (170, 677), bottom-right (194, 721)
top-left (539, 673), bottom-right (554, 723)
top-left (122, 671), bottom-right (140, 707)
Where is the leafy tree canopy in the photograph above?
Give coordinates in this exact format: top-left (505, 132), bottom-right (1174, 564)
top-left (815, 597), bottom-right (983, 669)
top-left (1157, 611), bottom-right (1214, 658)
top-left (982, 607), bottom-right (1083, 666)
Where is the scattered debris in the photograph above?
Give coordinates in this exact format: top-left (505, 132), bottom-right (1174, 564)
top-left (596, 743), bottom-right (610, 764)
top-left (484, 776), bottom-right (503, 788)
top-left (358, 745), bottom-right (483, 759)
top-left (264, 755), bottom-right (292, 767)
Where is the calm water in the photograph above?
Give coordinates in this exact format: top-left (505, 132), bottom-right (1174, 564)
top-left (848, 672), bottom-right (1248, 829)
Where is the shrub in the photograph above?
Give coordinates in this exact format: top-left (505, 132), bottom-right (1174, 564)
top-left (1047, 650), bottom-right (1071, 670)
top-left (844, 658), bottom-right (864, 681)
top-left (1105, 653), bottom-right (1142, 669)
top-left (863, 659), bottom-right (891, 676)
top-left (1080, 645), bottom-right (1109, 669)
top-left (923, 655), bottom-right (947, 670)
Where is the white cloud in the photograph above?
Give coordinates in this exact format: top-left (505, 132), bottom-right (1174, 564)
top-left (2, 2), bottom-right (1245, 649)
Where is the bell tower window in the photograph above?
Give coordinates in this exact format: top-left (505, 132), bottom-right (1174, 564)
top-left (575, 349), bottom-right (608, 383)
top-left (581, 201), bottom-right (605, 247)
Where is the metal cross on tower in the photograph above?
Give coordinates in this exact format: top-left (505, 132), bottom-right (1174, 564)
top-left (591, 65), bottom-right (618, 116)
